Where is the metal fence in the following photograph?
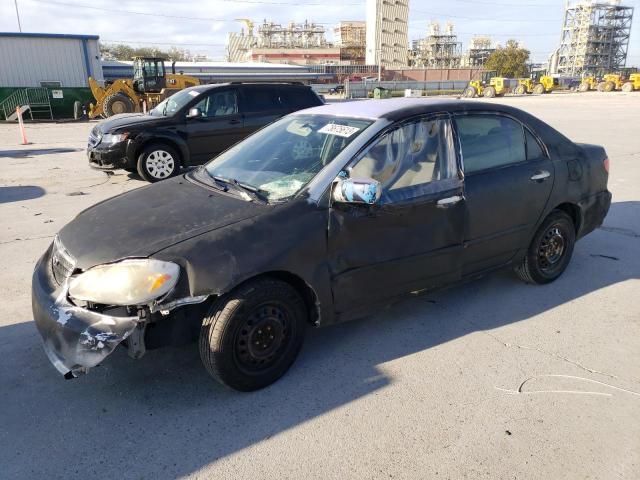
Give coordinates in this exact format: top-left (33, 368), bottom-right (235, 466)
top-left (344, 81), bottom-right (469, 98)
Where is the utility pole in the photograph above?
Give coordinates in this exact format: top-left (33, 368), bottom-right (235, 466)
top-left (14, 0), bottom-right (23, 32)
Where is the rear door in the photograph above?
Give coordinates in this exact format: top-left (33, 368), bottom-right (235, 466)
top-left (277, 86), bottom-right (323, 113)
top-left (239, 85), bottom-right (288, 136)
top-left (454, 113), bottom-right (554, 275)
top-left (183, 88), bottom-right (244, 164)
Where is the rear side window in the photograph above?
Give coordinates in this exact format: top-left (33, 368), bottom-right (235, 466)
top-left (279, 88), bottom-right (321, 109)
top-left (525, 129), bottom-right (546, 160)
top-left (455, 115), bottom-right (526, 174)
top-left (242, 87), bottom-right (282, 112)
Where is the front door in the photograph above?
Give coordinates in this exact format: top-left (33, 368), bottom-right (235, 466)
top-left (454, 113), bottom-right (554, 275)
top-left (328, 115), bottom-right (465, 314)
top-left (184, 88), bottom-right (244, 165)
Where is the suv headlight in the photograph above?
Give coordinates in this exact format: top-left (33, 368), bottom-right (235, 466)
top-left (101, 133), bottom-right (129, 145)
top-left (69, 259), bottom-right (179, 306)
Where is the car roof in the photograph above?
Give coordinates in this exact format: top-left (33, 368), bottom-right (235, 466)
top-left (295, 98), bottom-right (520, 121)
top-left (187, 82), bottom-right (309, 93)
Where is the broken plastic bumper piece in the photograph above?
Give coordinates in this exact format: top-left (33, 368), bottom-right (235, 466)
top-left (31, 253), bottom-right (139, 378)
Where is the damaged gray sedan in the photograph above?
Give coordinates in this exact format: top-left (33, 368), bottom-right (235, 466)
top-left (33, 98), bottom-right (611, 391)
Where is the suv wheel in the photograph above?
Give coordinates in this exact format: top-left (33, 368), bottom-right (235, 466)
top-left (515, 210), bottom-right (576, 284)
top-left (199, 278), bottom-right (307, 391)
top-left (137, 144), bottom-right (180, 182)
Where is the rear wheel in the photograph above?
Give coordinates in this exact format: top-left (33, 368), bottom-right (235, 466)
top-left (136, 143), bottom-right (180, 182)
top-left (603, 81), bottom-right (615, 92)
top-left (622, 82), bottom-right (634, 93)
top-left (103, 93), bottom-right (135, 117)
top-left (199, 278), bottom-right (307, 391)
top-left (533, 84), bottom-right (546, 95)
top-left (514, 84), bottom-right (526, 95)
top-left (463, 86), bottom-right (477, 98)
top-left (483, 86), bottom-right (496, 98)
top-left (515, 210), bottom-right (575, 285)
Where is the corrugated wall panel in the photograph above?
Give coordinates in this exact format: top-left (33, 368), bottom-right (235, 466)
top-left (0, 37), bottom-right (91, 87)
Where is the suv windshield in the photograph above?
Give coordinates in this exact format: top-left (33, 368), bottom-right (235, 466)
top-left (202, 114), bottom-right (373, 202)
top-left (150, 88), bottom-right (203, 116)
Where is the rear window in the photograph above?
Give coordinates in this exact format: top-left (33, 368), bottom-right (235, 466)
top-left (279, 87), bottom-right (321, 110)
top-left (242, 87), bottom-right (282, 112)
top-left (455, 114), bottom-right (526, 174)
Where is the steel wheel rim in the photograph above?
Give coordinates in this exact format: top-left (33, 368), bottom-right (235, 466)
top-left (234, 302), bottom-right (293, 374)
top-left (538, 226), bottom-right (566, 271)
top-left (145, 150), bottom-right (175, 179)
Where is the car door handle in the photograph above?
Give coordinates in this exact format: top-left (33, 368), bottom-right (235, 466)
top-left (531, 170), bottom-right (551, 181)
top-left (437, 195), bottom-right (463, 207)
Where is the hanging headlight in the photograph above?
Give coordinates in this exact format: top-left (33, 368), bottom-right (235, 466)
top-left (68, 259), bottom-right (179, 306)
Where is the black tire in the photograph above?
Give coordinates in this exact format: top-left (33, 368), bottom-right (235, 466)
top-left (199, 278), bottom-right (307, 391)
top-left (515, 210), bottom-right (576, 285)
top-left (463, 86), bottom-right (477, 98)
top-left (515, 85), bottom-right (526, 95)
top-left (621, 82), bottom-right (633, 93)
top-left (136, 143), bottom-right (180, 182)
top-left (73, 101), bottom-right (82, 120)
top-left (484, 86), bottom-right (496, 98)
top-left (104, 93), bottom-right (135, 117)
top-left (533, 84), bottom-right (545, 95)
top-left (578, 82), bottom-right (590, 92)
top-left (603, 81), bottom-right (615, 92)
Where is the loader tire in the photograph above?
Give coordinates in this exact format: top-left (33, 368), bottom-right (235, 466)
top-left (514, 85), bottom-right (526, 95)
top-left (483, 86), bottom-right (496, 98)
top-left (463, 86), bottom-right (477, 98)
top-left (533, 84), bottom-right (545, 95)
top-left (578, 82), bottom-right (590, 92)
top-left (622, 82), bottom-right (634, 93)
top-left (597, 82), bottom-right (606, 92)
top-left (603, 81), bottom-right (615, 92)
top-left (104, 93), bottom-right (135, 117)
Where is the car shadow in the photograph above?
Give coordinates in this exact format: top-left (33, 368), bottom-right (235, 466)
top-left (0, 185), bottom-right (46, 203)
top-left (1, 201), bottom-right (637, 479)
top-left (0, 147), bottom-right (83, 158)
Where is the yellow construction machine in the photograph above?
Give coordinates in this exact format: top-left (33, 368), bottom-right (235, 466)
top-left (578, 76), bottom-right (598, 92)
top-left (622, 73), bottom-right (640, 92)
top-left (532, 74), bottom-right (561, 94)
top-left (89, 57), bottom-right (200, 118)
top-left (598, 69), bottom-right (637, 92)
top-left (514, 78), bottom-right (534, 95)
top-left (463, 71), bottom-right (510, 98)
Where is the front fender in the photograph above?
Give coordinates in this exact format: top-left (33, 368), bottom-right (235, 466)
top-left (126, 131), bottom-right (190, 165)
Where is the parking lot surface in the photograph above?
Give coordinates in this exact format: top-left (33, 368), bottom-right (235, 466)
top-left (1, 93), bottom-right (639, 479)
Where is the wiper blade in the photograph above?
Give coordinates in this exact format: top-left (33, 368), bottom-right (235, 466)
top-left (211, 175), bottom-right (268, 203)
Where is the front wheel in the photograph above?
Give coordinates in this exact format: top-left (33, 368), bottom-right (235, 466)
top-left (515, 210), bottom-right (576, 285)
top-left (622, 82), bottom-right (633, 93)
top-left (533, 84), bottom-right (546, 95)
top-left (463, 86), bottom-right (477, 98)
top-left (514, 85), bottom-right (526, 95)
top-left (483, 86), bottom-right (496, 98)
top-left (199, 278), bottom-right (307, 391)
top-left (136, 144), bottom-right (180, 182)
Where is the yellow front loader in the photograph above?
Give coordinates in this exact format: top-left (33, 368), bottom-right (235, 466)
top-left (89, 57), bottom-right (200, 118)
top-left (578, 76), bottom-right (598, 92)
top-left (622, 73), bottom-right (640, 92)
top-left (463, 71), bottom-right (510, 98)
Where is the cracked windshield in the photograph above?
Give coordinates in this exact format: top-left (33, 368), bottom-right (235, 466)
top-left (203, 114), bottom-right (373, 201)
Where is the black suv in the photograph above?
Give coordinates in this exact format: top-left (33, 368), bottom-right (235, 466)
top-left (87, 82), bottom-right (324, 182)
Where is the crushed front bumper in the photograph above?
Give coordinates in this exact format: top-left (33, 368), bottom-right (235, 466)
top-left (87, 142), bottom-right (131, 170)
top-left (32, 248), bottom-right (139, 377)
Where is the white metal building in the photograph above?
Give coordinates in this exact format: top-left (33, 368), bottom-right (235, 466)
top-left (366, 0), bottom-right (410, 68)
top-left (0, 32), bottom-right (103, 87)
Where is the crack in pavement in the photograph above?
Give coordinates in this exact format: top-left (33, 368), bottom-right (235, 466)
top-left (599, 226), bottom-right (640, 238)
top-left (496, 374), bottom-right (640, 398)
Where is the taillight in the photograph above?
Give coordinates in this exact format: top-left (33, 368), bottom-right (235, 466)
top-left (603, 157), bottom-right (610, 173)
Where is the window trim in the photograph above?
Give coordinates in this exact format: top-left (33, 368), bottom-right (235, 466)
top-left (453, 111), bottom-right (549, 177)
top-left (343, 112), bottom-right (463, 205)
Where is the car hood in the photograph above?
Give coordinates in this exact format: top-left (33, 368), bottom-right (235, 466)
top-left (57, 175), bottom-right (267, 270)
top-left (97, 113), bottom-right (170, 132)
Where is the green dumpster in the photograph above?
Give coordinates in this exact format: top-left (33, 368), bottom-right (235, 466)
top-left (373, 87), bottom-right (391, 99)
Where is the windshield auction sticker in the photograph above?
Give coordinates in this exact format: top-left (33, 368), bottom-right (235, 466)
top-left (318, 124), bottom-right (360, 138)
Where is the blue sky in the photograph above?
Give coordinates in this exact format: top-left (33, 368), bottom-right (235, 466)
top-left (1, 0), bottom-right (638, 65)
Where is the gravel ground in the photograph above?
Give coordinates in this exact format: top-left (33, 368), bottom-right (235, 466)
top-left (0, 92), bottom-right (638, 480)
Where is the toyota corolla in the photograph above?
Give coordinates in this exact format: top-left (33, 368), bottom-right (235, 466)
top-left (32, 99), bottom-right (611, 391)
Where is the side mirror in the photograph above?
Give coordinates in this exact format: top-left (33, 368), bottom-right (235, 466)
top-left (333, 177), bottom-right (381, 205)
top-left (187, 107), bottom-right (202, 119)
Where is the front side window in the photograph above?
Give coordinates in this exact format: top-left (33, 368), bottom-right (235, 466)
top-left (455, 114), bottom-right (526, 174)
top-left (192, 90), bottom-right (238, 118)
top-left (203, 115), bottom-right (372, 202)
top-left (349, 117), bottom-right (458, 203)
